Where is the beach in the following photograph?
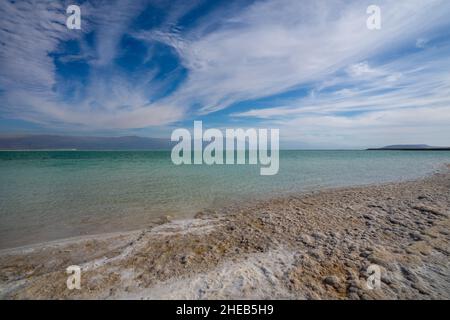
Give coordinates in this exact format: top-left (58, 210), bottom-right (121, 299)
top-left (1, 150), bottom-right (449, 250)
top-left (0, 165), bottom-right (449, 300)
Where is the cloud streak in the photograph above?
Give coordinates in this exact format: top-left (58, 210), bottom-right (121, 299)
top-left (157, 0), bottom-right (450, 115)
top-left (0, 0), bottom-right (187, 129)
top-left (0, 0), bottom-right (449, 147)
top-left (232, 50), bottom-right (450, 147)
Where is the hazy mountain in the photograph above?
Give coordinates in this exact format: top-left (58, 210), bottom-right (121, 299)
top-left (0, 135), bottom-right (173, 150)
top-left (368, 144), bottom-right (450, 150)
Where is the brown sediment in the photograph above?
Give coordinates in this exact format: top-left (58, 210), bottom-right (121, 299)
top-left (0, 167), bottom-right (449, 299)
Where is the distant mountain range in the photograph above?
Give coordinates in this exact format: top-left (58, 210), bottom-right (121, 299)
top-left (0, 135), bottom-right (173, 150)
top-left (1, 136), bottom-right (449, 151)
top-left (368, 144), bottom-right (450, 151)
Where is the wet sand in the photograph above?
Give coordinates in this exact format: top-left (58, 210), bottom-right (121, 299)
top-left (0, 166), bottom-right (449, 299)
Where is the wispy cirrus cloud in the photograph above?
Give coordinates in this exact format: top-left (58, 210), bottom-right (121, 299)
top-left (232, 47), bottom-right (450, 147)
top-left (0, 0), bottom-right (188, 130)
top-left (0, 0), bottom-right (449, 148)
top-left (153, 0), bottom-right (450, 115)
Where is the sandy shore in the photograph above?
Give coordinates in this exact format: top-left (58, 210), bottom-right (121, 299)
top-left (0, 166), bottom-right (449, 299)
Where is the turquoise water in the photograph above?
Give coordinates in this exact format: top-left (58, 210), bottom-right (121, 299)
top-left (0, 150), bottom-right (449, 249)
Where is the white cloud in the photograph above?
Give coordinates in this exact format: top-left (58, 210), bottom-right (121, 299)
top-left (276, 105), bottom-right (450, 148)
top-left (86, 0), bottom-right (149, 67)
top-left (0, 0), bottom-right (187, 129)
top-left (347, 62), bottom-right (380, 77)
top-left (1, 0), bottom-right (450, 144)
top-left (232, 46), bottom-right (450, 147)
top-left (154, 0), bottom-right (450, 115)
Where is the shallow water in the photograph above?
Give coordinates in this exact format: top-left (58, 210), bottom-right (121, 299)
top-left (0, 150), bottom-right (449, 249)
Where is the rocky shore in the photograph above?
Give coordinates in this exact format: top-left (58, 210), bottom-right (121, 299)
top-left (0, 166), bottom-right (449, 299)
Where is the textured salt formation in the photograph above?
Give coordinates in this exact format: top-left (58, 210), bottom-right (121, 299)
top-left (1, 166), bottom-right (449, 299)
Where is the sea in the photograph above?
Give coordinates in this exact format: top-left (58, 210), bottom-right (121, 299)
top-left (0, 150), bottom-right (449, 249)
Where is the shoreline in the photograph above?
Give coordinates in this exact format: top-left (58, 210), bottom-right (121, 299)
top-left (1, 166), bottom-right (449, 299)
top-left (1, 162), bottom-right (446, 252)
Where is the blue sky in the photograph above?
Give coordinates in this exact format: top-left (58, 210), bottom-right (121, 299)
top-left (0, 0), bottom-right (450, 148)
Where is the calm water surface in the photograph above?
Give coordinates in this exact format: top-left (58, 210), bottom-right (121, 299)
top-left (0, 150), bottom-right (449, 249)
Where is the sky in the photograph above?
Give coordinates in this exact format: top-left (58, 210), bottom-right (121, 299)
top-left (0, 0), bottom-right (449, 149)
